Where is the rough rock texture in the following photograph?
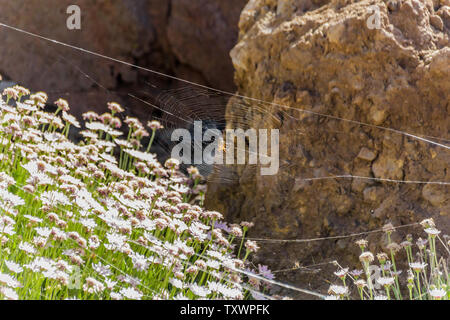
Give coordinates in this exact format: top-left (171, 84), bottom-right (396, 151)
top-left (0, 0), bottom-right (247, 119)
top-left (206, 0), bottom-right (449, 296)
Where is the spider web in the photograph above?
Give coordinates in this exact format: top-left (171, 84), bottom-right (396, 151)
top-left (0, 21), bottom-right (449, 299)
top-left (0, 21), bottom-right (448, 187)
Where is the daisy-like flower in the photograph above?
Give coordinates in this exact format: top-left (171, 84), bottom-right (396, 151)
top-left (327, 285), bottom-right (348, 296)
top-left (114, 139), bottom-right (133, 149)
top-left (147, 120), bottom-right (164, 130)
top-left (169, 278), bottom-right (185, 289)
top-left (429, 288), bottom-right (446, 300)
top-left (83, 277), bottom-right (105, 294)
top-left (110, 292), bottom-right (123, 300)
top-left (334, 268), bottom-right (348, 279)
top-left (400, 240), bottom-right (412, 248)
top-left (29, 93), bottom-right (45, 105)
top-left (164, 158), bottom-right (180, 170)
top-left (409, 262), bottom-right (427, 272)
top-left (359, 251), bottom-right (374, 264)
top-left (123, 149), bottom-right (157, 163)
top-left (2, 87), bottom-right (19, 101)
top-left (0, 287), bottom-right (19, 300)
top-left (258, 264), bottom-right (274, 280)
top-left (79, 130), bottom-right (98, 139)
top-left (82, 111), bottom-right (99, 121)
top-left (189, 284), bottom-right (211, 298)
top-left (350, 269), bottom-right (364, 278)
top-left (376, 277), bottom-right (395, 287)
top-left (18, 241), bottom-right (37, 255)
top-left (424, 228), bottom-right (441, 237)
top-left (0, 273), bottom-right (22, 288)
top-left (119, 287), bottom-right (143, 300)
top-left (420, 218), bottom-right (435, 229)
top-left (62, 111), bottom-right (80, 128)
top-left (377, 252), bottom-right (389, 264)
top-left (4, 261), bottom-right (23, 273)
top-left (354, 279), bottom-right (366, 289)
top-left (24, 215), bottom-right (43, 225)
top-left (355, 239), bottom-right (368, 250)
top-left (104, 279), bottom-right (117, 290)
top-left (55, 98), bottom-right (70, 111)
top-left (240, 221), bottom-right (254, 229)
top-left (85, 121), bottom-right (111, 132)
top-left (107, 102), bottom-right (124, 113)
top-left (14, 85), bottom-right (30, 98)
top-left (245, 240), bottom-right (259, 253)
top-left (92, 262), bottom-right (112, 278)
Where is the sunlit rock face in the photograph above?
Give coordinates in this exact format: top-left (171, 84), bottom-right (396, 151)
top-left (206, 0), bottom-right (449, 296)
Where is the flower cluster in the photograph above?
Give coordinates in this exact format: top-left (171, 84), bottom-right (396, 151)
top-left (327, 219), bottom-right (449, 300)
top-left (0, 86), bottom-right (270, 300)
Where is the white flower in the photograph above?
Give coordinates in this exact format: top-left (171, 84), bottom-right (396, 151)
top-left (119, 287), bottom-right (143, 300)
top-left (429, 288), bottom-right (446, 299)
top-left (0, 189), bottom-right (25, 207)
top-left (334, 268), bottom-right (349, 278)
top-left (0, 287), bottom-right (19, 300)
top-left (105, 279), bottom-right (117, 290)
top-left (110, 292), bottom-right (123, 300)
top-left (34, 227), bottom-right (51, 238)
top-left (123, 149), bottom-right (157, 163)
top-left (0, 273), bottom-right (22, 288)
top-left (4, 261), bottom-right (23, 273)
top-left (83, 277), bottom-right (105, 294)
top-left (359, 251), bottom-right (374, 263)
top-left (217, 286), bottom-right (243, 299)
top-left (206, 260), bottom-right (221, 270)
top-left (328, 285), bottom-right (348, 296)
top-left (424, 228), bottom-right (441, 236)
top-left (376, 277), bottom-right (395, 287)
top-left (189, 284), bottom-right (211, 297)
top-left (92, 262), bottom-right (112, 278)
top-left (62, 111), bottom-right (80, 128)
top-left (41, 191), bottom-right (71, 206)
top-left (174, 293), bottom-right (189, 300)
top-left (18, 241), bottom-right (37, 255)
top-left (169, 278), bottom-right (185, 289)
top-left (24, 215), bottom-right (43, 224)
top-left (409, 262), bottom-right (427, 272)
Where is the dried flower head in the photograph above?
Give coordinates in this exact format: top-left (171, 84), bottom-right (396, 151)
top-left (54, 98), bottom-right (70, 112)
top-left (107, 102), bottom-right (124, 113)
top-left (359, 251), bottom-right (374, 264)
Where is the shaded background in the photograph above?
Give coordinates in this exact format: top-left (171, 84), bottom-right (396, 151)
top-left (0, 0), bottom-right (247, 122)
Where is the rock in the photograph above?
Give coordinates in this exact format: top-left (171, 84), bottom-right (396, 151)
top-left (167, 0), bottom-right (245, 91)
top-left (206, 0), bottom-right (450, 295)
top-left (422, 183), bottom-right (447, 206)
top-left (372, 154), bottom-right (404, 180)
top-left (430, 14), bottom-right (444, 30)
top-left (0, 0), bottom-right (247, 118)
top-left (357, 147), bottom-right (377, 161)
top-left (363, 186), bottom-right (385, 202)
